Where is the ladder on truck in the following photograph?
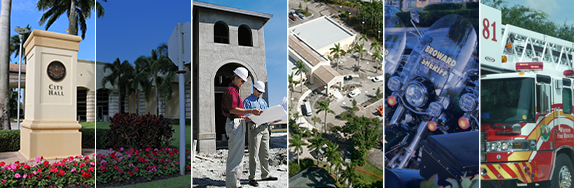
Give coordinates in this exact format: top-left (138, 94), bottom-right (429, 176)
top-left (483, 24), bottom-right (574, 75)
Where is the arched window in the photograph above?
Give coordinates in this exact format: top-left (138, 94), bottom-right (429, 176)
top-left (238, 25), bottom-right (253, 46)
top-left (214, 21), bottom-right (229, 44)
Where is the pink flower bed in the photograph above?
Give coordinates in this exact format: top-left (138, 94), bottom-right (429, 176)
top-left (0, 155), bottom-right (95, 187)
top-left (95, 147), bottom-right (191, 185)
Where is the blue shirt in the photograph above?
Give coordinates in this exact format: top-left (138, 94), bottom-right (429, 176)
top-left (243, 94), bottom-right (268, 112)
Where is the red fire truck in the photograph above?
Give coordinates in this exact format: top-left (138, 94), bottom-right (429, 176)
top-left (480, 4), bottom-right (574, 188)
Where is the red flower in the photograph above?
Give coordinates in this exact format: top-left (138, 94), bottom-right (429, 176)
top-left (23, 165), bottom-right (30, 170)
top-left (128, 171), bottom-right (133, 176)
top-left (47, 175), bottom-right (51, 179)
top-left (133, 166), bottom-right (139, 171)
top-left (82, 172), bottom-right (92, 178)
top-left (14, 161), bottom-right (19, 164)
top-left (0, 162), bottom-right (4, 167)
top-left (38, 174), bottom-right (41, 178)
top-left (114, 165), bottom-right (119, 170)
top-left (37, 168), bottom-right (43, 173)
top-left (79, 163), bottom-right (85, 168)
top-left (58, 169), bottom-right (65, 176)
top-left (43, 161), bottom-right (50, 167)
top-left (88, 167), bottom-right (94, 172)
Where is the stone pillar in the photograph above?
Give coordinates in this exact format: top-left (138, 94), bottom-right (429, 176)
top-left (138, 92), bottom-right (145, 115)
top-left (86, 90), bottom-right (95, 122)
top-left (19, 30), bottom-right (82, 160)
top-left (108, 92), bottom-right (119, 118)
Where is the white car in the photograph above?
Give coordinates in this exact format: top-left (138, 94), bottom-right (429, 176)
top-left (371, 76), bottom-right (384, 82)
top-left (348, 88), bottom-right (361, 98)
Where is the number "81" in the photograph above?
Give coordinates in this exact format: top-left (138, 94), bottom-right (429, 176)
top-left (483, 18), bottom-right (497, 42)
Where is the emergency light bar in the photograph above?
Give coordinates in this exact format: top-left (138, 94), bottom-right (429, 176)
top-left (564, 70), bottom-right (574, 77)
top-left (516, 62), bottom-right (543, 71)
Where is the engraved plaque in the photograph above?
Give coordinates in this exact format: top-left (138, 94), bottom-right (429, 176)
top-left (47, 61), bottom-right (66, 82)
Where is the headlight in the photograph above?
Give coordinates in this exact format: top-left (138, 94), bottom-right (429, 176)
top-left (387, 76), bottom-right (402, 92)
top-left (427, 102), bottom-right (443, 117)
top-left (459, 93), bottom-right (477, 112)
top-left (405, 82), bottom-right (427, 107)
top-left (486, 140), bottom-right (537, 152)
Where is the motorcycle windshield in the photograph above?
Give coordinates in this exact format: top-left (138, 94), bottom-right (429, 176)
top-left (481, 78), bottom-right (536, 124)
top-left (384, 15), bottom-right (407, 76)
top-left (400, 14), bottom-right (476, 96)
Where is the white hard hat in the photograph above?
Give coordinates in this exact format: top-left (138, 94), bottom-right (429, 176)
top-left (254, 81), bottom-right (265, 92)
top-left (233, 67), bottom-right (248, 81)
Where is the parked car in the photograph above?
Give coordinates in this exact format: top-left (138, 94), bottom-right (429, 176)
top-left (348, 88), bottom-right (361, 98)
top-left (344, 75), bottom-right (353, 80)
top-left (295, 10), bottom-right (305, 20)
top-left (289, 12), bottom-right (297, 21)
top-left (302, 101), bottom-right (312, 116)
top-left (371, 76), bottom-right (384, 82)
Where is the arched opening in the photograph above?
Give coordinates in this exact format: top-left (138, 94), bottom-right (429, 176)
top-left (214, 21), bottom-right (229, 44)
top-left (96, 88), bottom-right (110, 121)
top-left (238, 25), bottom-right (253, 46)
top-left (213, 63), bottom-right (253, 147)
top-left (77, 87), bottom-right (88, 122)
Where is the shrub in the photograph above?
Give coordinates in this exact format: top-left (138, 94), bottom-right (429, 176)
top-left (288, 162), bottom-right (301, 177)
top-left (79, 128), bottom-right (109, 149)
top-left (0, 130), bottom-right (19, 152)
top-left (107, 113), bottom-right (174, 150)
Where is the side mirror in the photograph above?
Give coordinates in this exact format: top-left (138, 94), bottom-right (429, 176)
top-left (410, 9), bottom-right (420, 23)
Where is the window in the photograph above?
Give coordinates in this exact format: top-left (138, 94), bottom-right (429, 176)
top-left (564, 88), bottom-right (572, 114)
top-left (214, 21), bottom-right (229, 44)
top-left (238, 25), bottom-right (252, 46)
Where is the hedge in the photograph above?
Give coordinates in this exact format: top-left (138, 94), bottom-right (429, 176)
top-left (0, 130), bottom-right (19, 152)
top-left (0, 129), bottom-right (109, 152)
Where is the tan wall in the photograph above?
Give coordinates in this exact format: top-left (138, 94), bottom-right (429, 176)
top-left (77, 60), bottom-right (95, 91)
top-left (164, 83), bottom-right (180, 117)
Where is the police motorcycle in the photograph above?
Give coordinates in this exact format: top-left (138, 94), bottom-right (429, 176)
top-left (384, 11), bottom-right (479, 171)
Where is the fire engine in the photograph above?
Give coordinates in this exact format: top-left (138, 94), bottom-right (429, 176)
top-left (480, 4), bottom-right (574, 188)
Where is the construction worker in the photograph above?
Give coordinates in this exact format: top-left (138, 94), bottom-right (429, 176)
top-left (244, 81), bottom-right (278, 187)
top-left (222, 67), bottom-right (262, 188)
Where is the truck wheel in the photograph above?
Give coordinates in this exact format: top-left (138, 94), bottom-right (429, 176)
top-left (550, 153), bottom-right (573, 188)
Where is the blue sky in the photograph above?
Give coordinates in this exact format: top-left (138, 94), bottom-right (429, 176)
top-left (6, 0), bottom-right (96, 62)
top-left (505, 0), bottom-right (574, 26)
top-left (194, 0), bottom-right (288, 106)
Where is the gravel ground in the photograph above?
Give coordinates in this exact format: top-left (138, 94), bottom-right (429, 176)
top-left (193, 132), bottom-right (288, 188)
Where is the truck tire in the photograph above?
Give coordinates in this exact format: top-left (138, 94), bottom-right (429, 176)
top-left (550, 153), bottom-right (573, 188)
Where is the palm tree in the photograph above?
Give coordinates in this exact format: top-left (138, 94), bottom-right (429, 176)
top-left (329, 43), bottom-right (343, 65)
top-left (0, 0), bottom-right (11, 130)
top-left (292, 60), bottom-right (307, 93)
top-left (289, 133), bottom-right (307, 166)
top-left (353, 43), bottom-right (366, 71)
top-left (308, 134), bottom-right (326, 166)
top-left (316, 99), bottom-right (334, 134)
top-left (133, 44), bottom-right (177, 115)
top-left (36, 0), bottom-right (106, 39)
top-left (358, 33), bottom-right (368, 45)
top-left (372, 49), bottom-right (382, 73)
top-left (340, 163), bottom-right (358, 188)
top-left (101, 58), bottom-right (135, 114)
top-left (288, 72), bottom-right (298, 100)
top-left (325, 140), bottom-right (342, 180)
top-left (370, 39), bottom-right (381, 51)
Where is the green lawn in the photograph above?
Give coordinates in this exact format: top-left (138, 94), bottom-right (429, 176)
top-left (110, 175), bottom-right (191, 188)
top-left (355, 161), bottom-right (384, 184)
top-left (80, 122), bottom-right (95, 129)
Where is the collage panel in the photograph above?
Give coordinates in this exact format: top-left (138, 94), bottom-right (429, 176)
top-left (191, 0), bottom-right (289, 188)
top-left (480, 1), bottom-right (574, 188)
top-left (0, 0), bottom-right (99, 187)
top-left (385, 0), bottom-right (480, 187)
top-left (287, 0), bottom-right (385, 187)
top-left (95, 0), bottom-right (192, 187)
